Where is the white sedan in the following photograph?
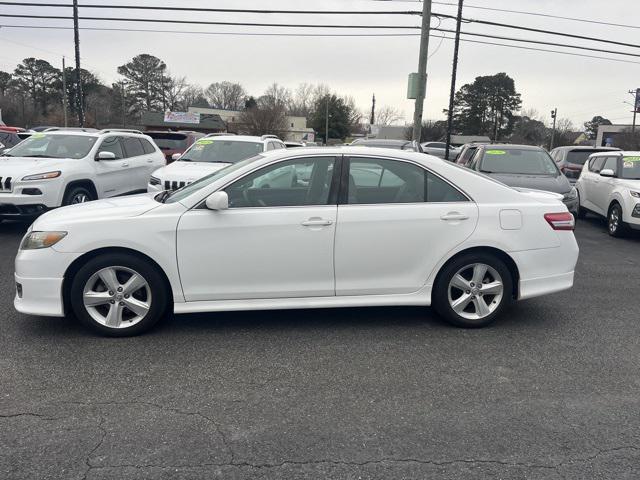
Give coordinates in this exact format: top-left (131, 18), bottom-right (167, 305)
top-left (14, 147), bottom-right (579, 336)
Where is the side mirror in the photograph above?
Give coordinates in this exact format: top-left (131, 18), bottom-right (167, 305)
top-left (600, 168), bottom-right (615, 177)
top-left (171, 153), bottom-right (182, 161)
top-left (205, 191), bottom-right (229, 211)
top-left (96, 151), bottom-right (116, 161)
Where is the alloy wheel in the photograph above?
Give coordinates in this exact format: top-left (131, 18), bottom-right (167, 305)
top-left (447, 263), bottom-right (504, 321)
top-left (82, 266), bottom-right (152, 329)
top-left (72, 193), bottom-right (89, 204)
top-left (609, 207), bottom-right (620, 234)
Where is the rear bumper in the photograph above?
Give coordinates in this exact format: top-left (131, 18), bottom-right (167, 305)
top-left (14, 273), bottom-right (65, 317)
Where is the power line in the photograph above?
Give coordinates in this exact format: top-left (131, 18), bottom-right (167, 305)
top-left (0, 2), bottom-right (422, 15)
top-left (374, 0), bottom-right (640, 30)
top-left (1, 10), bottom-right (638, 51)
top-left (2, 24), bottom-right (639, 66)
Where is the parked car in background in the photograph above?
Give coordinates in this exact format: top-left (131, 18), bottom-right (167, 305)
top-left (15, 146), bottom-right (578, 336)
top-left (17, 132), bottom-right (33, 141)
top-left (145, 130), bottom-right (204, 163)
top-left (575, 151), bottom-right (640, 237)
top-left (0, 126), bottom-right (26, 133)
top-left (351, 139), bottom-right (424, 152)
top-left (456, 142), bottom-right (490, 166)
top-left (40, 127), bottom-right (99, 133)
top-left (148, 134), bottom-right (286, 192)
top-left (465, 144), bottom-right (578, 215)
top-left (0, 131), bottom-right (23, 151)
top-left (0, 129), bottom-right (164, 220)
top-left (421, 141), bottom-right (460, 160)
top-left (284, 141), bottom-right (304, 148)
top-left (550, 146), bottom-right (620, 184)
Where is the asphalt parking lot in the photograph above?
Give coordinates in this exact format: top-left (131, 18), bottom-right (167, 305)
top-left (1, 217), bottom-right (639, 480)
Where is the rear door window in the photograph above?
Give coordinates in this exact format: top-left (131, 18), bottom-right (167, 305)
top-left (122, 137), bottom-right (145, 157)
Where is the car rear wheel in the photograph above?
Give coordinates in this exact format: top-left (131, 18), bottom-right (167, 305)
top-left (607, 203), bottom-right (628, 238)
top-left (70, 253), bottom-right (169, 336)
top-left (433, 253), bottom-right (513, 328)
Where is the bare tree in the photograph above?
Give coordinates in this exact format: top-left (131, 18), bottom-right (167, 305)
top-left (288, 83), bottom-right (315, 117)
top-left (179, 84), bottom-right (208, 109)
top-left (375, 106), bottom-right (404, 126)
top-left (204, 81), bottom-right (247, 110)
top-left (262, 82), bottom-right (291, 110)
top-left (240, 84), bottom-right (289, 136)
top-left (163, 76), bottom-right (187, 111)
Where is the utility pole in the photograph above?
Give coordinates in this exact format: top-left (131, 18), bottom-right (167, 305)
top-left (61, 57), bottom-right (68, 127)
top-left (494, 103), bottom-right (501, 142)
top-left (121, 81), bottom-right (126, 128)
top-left (325, 96), bottom-right (330, 145)
top-left (550, 108), bottom-right (558, 150)
top-left (629, 89), bottom-right (639, 134)
top-left (370, 93), bottom-right (376, 125)
top-left (444, 0), bottom-right (464, 161)
top-left (72, 0), bottom-right (84, 127)
top-left (411, 0), bottom-right (433, 143)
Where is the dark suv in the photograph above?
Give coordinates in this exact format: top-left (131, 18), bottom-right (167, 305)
top-left (550, 146), bottom-right (620, 184)
top-left (146, 131), bottom-right (205, 163)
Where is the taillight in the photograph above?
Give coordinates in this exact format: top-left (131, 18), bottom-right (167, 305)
top-left (544, 212), bottom-right (575, 231)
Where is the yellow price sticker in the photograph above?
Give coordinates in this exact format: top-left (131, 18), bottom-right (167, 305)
top-left (196, 139), bottom-right (214, 145)
top-left (486, 150), bottom-right (506, 155)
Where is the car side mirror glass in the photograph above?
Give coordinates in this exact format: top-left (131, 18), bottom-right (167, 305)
top-left (600, 168), bottom-right (615, 177)
top-left (205, 191), bottom-right (229, 211)
top-left (171, 153), bottom-right (181, 161)
top-left (96, 151), bottom-right (116, 161)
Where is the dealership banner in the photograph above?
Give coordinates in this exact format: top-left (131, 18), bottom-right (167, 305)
top-left (164, 111), bottom-right (201, 124)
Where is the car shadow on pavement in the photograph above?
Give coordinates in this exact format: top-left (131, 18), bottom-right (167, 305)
top-left (576, 214), bottom-right (640, 241)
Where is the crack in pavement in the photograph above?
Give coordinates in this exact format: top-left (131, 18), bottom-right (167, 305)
top-left (81, 416), bottom-right (106, 480)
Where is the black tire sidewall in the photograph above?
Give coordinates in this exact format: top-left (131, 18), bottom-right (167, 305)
top-left (63, 186), bottom-right (94, 206)
top-left (70, 253), bottom-right (168, 336)
top-left (608, 204), bottom-right (626, 237)
top-left (433, 253), bottom-right (513, 328)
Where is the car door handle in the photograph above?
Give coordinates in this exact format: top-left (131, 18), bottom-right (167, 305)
top-left (440, 212), bottom-right (469, 221)
top-left (301, 218), bottom-right (333, 227)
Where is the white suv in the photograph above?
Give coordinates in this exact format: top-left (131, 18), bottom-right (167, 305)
top-left (148, 134), bottom-right (286, 192)
top-left (575, 151), bottom-right (640, 236)
top-left (0, 129), bottom-right (165, 221)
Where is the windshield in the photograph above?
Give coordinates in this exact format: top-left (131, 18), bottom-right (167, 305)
top-left (621, 156), bottom-right (640, 180)
top-left (480, 148), bottom-right (559, 176)
top-left (180, 139), bottom-right (263, 163)
top-left (566, 149), bottom-right (611, 165)
top-left (164, 155), bottom-right (263, 204)
top-left (148, 133), bottom-right (189, 150)
top-left (6, 134), bottom-right (97, 159)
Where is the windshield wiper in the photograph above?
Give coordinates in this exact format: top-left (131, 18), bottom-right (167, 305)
top-left (156, 190), bottom-right (172, 203)
top-left (21, 155), bottom-right (55, 159)
top-left (479, 169), bottom-right (493, 174)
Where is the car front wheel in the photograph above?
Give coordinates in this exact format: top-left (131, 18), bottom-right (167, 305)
top-left (607, 203), bottom-right (628, 237)
top-left (433, 253), bottom-right (513, 328)
top-left (69, 253), bottom-right (169, 336)
top-left (63, 185), bottom-right (95, 206)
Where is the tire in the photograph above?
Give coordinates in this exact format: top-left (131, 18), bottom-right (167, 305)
top-left (576, 192), bottom-right (587, 219)
top-left (69, 253), bottom-right (169, 336)
top-left (62, 185), bottom-right (95, 206)
top-left (432, 253), bottom-right (513, 328)
top-left (607, 203), bottom-right (628, 238)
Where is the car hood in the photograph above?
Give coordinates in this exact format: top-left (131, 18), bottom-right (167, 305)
top-left (0, 156), bottom-right (69, 178)
top-left (153, 161), bottom-right (230, 182)
top-left (33, 193), bottom-right (161, 229)
top-left (487, 173), bottom-right (571, 194)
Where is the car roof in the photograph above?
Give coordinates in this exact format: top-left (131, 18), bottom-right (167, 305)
top-left (553, 145), bottom-right (620, 151)
top-left (29, 130), bottom-right (151, 138)
top-left (590, 150), bottom-right (640, 157)
top-left (478, 143), bottom-right (543, 151)
top-left (354, 139), bottom-right (410, 145)
top-left (205, 135), bottom-right (281, 143)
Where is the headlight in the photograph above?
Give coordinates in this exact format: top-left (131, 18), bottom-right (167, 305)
top-left (22, 171), bottom-right (61, 181)
top-left (563, 187), bottom-right (578, 201)
top-left (630, 190), bottom-right (640, 198)
top-left (20, 231), bottom-right (67, 250)
top-left (149, 176), bottom-right (161, 186)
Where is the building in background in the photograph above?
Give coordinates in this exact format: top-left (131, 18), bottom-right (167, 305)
top-left (187, 107), bottom-right (313, 142)
top-left (140, 111), bottom-right (226, 134)
top-left (597, 124), bottom-right (633, 147)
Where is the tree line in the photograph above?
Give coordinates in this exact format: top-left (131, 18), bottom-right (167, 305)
top-left (0, 57), bottom-right (633, 147)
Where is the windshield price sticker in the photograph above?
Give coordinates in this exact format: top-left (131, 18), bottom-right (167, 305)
top-left (486, 150), bottom-right (506, 155)
top-left (623, 156), bottom-right (640, 162)
top-left (32, 133), bottom-right (46, 139)
top-left (196, 139), bottom-right (214, 145)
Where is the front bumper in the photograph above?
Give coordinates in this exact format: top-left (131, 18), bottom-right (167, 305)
top-left (563, 196), bottom-right (579, 215)
top-left (14, 247), bottom-right (82, 317)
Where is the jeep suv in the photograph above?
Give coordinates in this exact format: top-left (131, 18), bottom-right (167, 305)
top-left (148, 135), bottom-right (286, 192)
top-left (0, 129), bottom-right (165, 220)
